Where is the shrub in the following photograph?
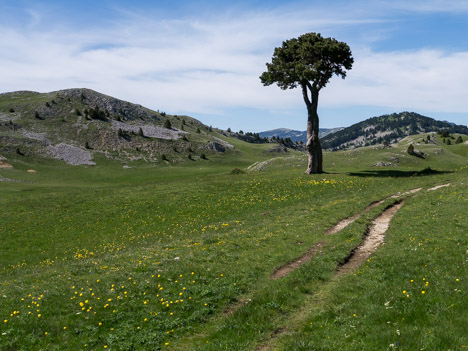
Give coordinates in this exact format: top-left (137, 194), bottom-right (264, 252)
top-left (161, 154), bottom-right (168, 161)
top-left (231, 168), bottom-right (245, 175)
top-left (196, 128), bottom-right (201, 133)
top-left (188, 153), bottom-right (193, 160)
top-left (16, 148), bottom-right (24, 156)
top-left (9, 108), bottom-right (14, 113)
top-left (227, 127), bottom-right (231, 133)
top-left (45, 102), bottom-right (51, 107)
top-left (200, 153), bottom-right (207, 160)
top-left (163, 120), bottom-right (172, 129)
top-left (446, 138), bottom-right (452, 145)
top-left (455, 136), bottom-right (463, 144)
top-left (34, 111), bottom-right (41, 119)
top-left (75, 108), bottom-right (82, 116)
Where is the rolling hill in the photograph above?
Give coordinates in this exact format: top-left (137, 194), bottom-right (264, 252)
top-left (321, 111), bottom-right (468, 150)
top-left (0, 89), bottom-right (239, 166)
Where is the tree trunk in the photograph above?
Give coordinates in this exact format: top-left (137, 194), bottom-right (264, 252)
top-left (303, 84), bottom-right (323, 174)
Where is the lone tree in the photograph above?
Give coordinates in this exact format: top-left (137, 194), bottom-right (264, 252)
top-left (260, 32), bottom-right (353, 173)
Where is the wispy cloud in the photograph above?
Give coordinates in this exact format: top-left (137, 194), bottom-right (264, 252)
top-left (0, 1), bottom-right (467, 129)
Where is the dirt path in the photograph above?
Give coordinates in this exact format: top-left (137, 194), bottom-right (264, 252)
top-left (427, 183), bottom-right (450, 191)
top-left (337, 201), bottom-right (404, 276)
top-left (326, 199), bottom-right (384, 235)
top-left (270, 242), bottom-right (326, 280)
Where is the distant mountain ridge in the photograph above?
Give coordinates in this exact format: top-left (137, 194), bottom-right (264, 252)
top-left (321, 111), bottom-right (468, 150)
top-left (259, 127), bottom-right (343, 142)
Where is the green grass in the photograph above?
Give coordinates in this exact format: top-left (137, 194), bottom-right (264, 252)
top-left (0, 134), bottom-right (466, 350)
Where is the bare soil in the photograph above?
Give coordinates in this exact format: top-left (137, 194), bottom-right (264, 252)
top-left (326, 200), bottom-right (384, 235)
top-left (337, 201), bottom-right (404, 276)
top-left (270, 242), bottom-right (326, 280)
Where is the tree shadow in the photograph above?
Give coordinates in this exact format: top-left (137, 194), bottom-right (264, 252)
top-left (348, 167), bottom-right (452, 178)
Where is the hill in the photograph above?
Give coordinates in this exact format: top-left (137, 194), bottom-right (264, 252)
top-left (321, 111), bottom-right (468, 150)
top-left (0, 89), bottom-right (239, 166)
top-left (259, 127), bottom-right (343, 142)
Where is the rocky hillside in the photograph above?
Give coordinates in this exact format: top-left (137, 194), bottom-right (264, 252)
top-left (0, 89), bottom-right (236, 166)
top-left (321, 112), bottom-right (468, 150)
top-left (259, 127), bottom-right (342, 142)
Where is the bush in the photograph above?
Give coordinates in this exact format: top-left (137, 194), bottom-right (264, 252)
top-left (16, 148), bottom-right (24, 156)
top-left (9, 108), bottom-right (14, 113)
top-left (196, 128), bottom-right (201, 133)
top-left (455, 136), bottom-right (463, 144)
top-left (407, 143), bottom-right (415, 155)
top-left (231, 168), bottom-right (245, 175)
top-left (75, 108), bottom-right (82, 116)
top-left (188, 153), bottom-right (193, 160)
top-left (161, 154), bottom-right (168, 161)
top-left (34, 111), bottom-right (42, 120)
top-left (446, 138), bottom-right (452, 145)
top-left (163, 120), bottom-right (172, 129)
top-left (200, 153), bottom-right (207, 160)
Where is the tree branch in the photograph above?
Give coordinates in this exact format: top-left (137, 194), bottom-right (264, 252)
top-left (301, 82), bottom-right (311, 110)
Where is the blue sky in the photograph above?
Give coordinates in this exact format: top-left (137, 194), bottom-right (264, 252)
top-left (1, 0), bottom-right (467, 131)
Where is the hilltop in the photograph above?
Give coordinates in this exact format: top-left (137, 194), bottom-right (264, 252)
top-left (321, 111), bottom-right (468, 150)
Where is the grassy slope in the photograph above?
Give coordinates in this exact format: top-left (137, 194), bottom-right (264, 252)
top-left (0, 133), bottom-right (466, 350)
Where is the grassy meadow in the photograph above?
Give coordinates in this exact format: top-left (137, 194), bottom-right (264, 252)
top-left (0, 133), bottom-right (466, 350)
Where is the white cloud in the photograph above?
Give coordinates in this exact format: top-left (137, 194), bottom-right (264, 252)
top-left (322, 49), bottom-right (468, 113)
top-left (0, 3), bottom-right (467, 127)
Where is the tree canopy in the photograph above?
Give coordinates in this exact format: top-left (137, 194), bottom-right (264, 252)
top-left (260, 32), bottom-right (353, 91)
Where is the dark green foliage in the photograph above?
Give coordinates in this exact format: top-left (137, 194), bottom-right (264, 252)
top-left (455, 136), bottom-right (463, 144)
top-left (260, 32), bottom-right (353, 90)
top-left (230, 167), bottom-right (245, 174)
top-left (163, 119), bottom-right (172, 129)
top-left (181, 119), bottom-right (186, 126)
top-left (227, 128), bottom-right (231, 133)
top-left (15, 147), bottom-right (24, 156)
top-left (188, 153), bottom-right (193, 160)
top-left (427, 135), bottom-right (431, 141)
top-left (75, 108), bottom-right (82, 116)
top-left (9, 108), bottom-right (14, 113)
top-left (181, 135), bottom-right (188, 141)
top-left (196, 127), bottom-right (201, 133)
top-left (188, 146), bottom-right (194, 153)
top-left (34, 111), bottom-right (41, 120)
top-left (45, 102), bottom-right (51, 107)
top-left (438, 129), bottom-right (450, 138)
top-left (239, 130), bottom-right (244, 135)
top-left (52, 99), bottom-right (57, 104)
top-left (118, 128), bottom-right (130, 139)
top-left (446, 138), bottom-right (452, 145)
top-left (160, 112), bottom-right (166, 117)
top-left (200, 153), bottom-right (207, 160)
top-left (85, 142), bottom-right (92, 149)
top-left (161, 154), bottom-right (168, 161)
top-left (89, 107), bottom-right (107, 121)
top-left (322, 112), bottom-right (468, 150)
top-left (208, 125), bottom-right (213, 132)
top-left (407, 143), bottom-right (415, 155)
